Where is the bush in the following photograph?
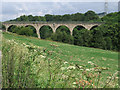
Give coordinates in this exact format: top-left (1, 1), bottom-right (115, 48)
top-left (50, 31), bottom-right (74, 44)
top-left (17, 27), bottom-right (33, 36)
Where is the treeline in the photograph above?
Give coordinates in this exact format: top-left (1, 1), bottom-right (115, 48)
top-left (49, 22), bottom-right (119, 51)
top-left (9, 10), bottom-right (101, 22)
top-left (5, 11), bottom-right (120, 51)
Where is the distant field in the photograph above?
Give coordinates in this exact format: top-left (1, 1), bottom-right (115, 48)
top-left (2, 32), bottom-right (118, 88)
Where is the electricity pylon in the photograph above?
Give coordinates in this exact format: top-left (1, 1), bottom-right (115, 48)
top-left (104, 0), bottom-right (108, 15)
top-left (118, 0), bottom-right (120, 12)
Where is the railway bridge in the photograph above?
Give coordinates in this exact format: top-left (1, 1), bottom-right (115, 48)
top-left (2, 21), bottom-right (102, 38)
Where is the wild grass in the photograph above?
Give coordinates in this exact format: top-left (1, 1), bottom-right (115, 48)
top-left (2, 32), bottom-right (119, 88)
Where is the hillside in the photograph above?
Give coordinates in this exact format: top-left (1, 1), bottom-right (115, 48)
top-left (2, 32), bottom-right (118, 88)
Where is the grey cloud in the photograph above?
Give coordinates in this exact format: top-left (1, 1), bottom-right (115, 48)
top-left (1, 2), bottom-right (118, 21)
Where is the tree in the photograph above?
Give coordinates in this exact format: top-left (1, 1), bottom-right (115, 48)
top-left (73, 28), bottom-right (87, 46)
top-left (91, 28), bottom-right (106, 49)
top-left (104, 37), bottom-right (112, 50)
top-left (8, 25), bottom-right (17, 32)
top-left (53, 15), bottom-right (62, 21)
top-left (56, 26), bottom-right (70, 35)
top-left (83, 30), bottom-right (92, 47)
top-left (28, 15), bottom-right (34, 21)
top-left (62, 14), bottom-right (72, 21)
top-left (71, 13), bottom-right (84, 21)
top-left (17, 27), bottom-right (33, 36)
top-left (18, 15), bottom-right (29, 21)
top-left (45, 14), bottom-right (54, 21)
top-left (84, 10), bottom-right (99, 21)
top-left (40, 26), bottom-right (53, 39)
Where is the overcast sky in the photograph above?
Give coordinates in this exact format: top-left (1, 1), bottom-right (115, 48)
top-left (1, 0), bottom-right (119, 21)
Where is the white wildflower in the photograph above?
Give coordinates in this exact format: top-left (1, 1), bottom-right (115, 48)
top-left (86, 69), bottom-right (90, 71)
top-left (62, 74), bottom-right (68, 79)
top-left (107, 77), bottom-right (111, 79)
top-left (67, 66), bottom-right (76, 70)
top-left (72, 85), bottom-right (76, 88)
top-left (61, 67), bottom-right (66, 70)
top-left (40, 55), bottom-right (46, 58)
top-left (79, 66), bottom-right (82, 68)
top-left (88, 61), bottom-right (92, 64)
top-left (34, 49), bottom-right (37, 52)
top-left (116, 77), bottom-right (118, 79)
top-left (64, 61), bottom-right (68, 64)
top-left (73, 82), bottom-right (77, 84)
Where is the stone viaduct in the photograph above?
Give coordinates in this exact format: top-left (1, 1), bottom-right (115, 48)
top-left (2, 22), bottom-right (102, 38)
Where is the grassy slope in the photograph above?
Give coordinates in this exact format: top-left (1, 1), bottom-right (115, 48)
top-left (0, 30), bottom-right (2, 50)
top-left (3, 32), bottom-right (118, 78)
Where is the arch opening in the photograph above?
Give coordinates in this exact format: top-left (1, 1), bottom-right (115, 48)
top-left (54, 25), bottom-right (73, 44)
top-left (8, 25), bottom-right (18, 33)
top-left (25, 25), bottom-right (37, 37)
top-left (56, 25), bottom-right (70, 35)
top-left (90, 25), bottom-right (98, 30)
top-left (72, 25), bottom-right (86, 36)
top-left (39, 25), bottom-right (53, 39)
top-left (72, 25), bottom-right (87, 46)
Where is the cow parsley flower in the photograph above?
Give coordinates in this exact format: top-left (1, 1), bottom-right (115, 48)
top-left (67, 66), bottom-right (76, 69)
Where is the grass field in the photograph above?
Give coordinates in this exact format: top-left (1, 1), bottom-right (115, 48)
top-left (2, 32), bottom-right (119, 88)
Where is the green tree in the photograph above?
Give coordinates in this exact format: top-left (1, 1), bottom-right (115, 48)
top-left (26, 26), bottom-right (37, 37)
top-left (91, 28), bottom-right (106, 49)
top-left (28, 15), bottom-right (34, 21)
top-left (17, 27), bottom-right (33, 36)
top-left (82, 30), bottom-right (92, 47)
top-left (84, 10), bottom-right (99, 21)
top-left (56, 26), bottom-right (70, 35)
top-left (45, 14), bottom-right (54, 21)
top-left (71, 13), bottom-right (84, 21)
top-left (40, 26), bottom-right (53, 39)
top-left (62, 14), bottom-right (72, 21)
top-left (104, 37), bottom-right (112, 50)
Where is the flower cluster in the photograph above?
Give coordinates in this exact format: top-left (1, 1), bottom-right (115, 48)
top-left (73, 79), bottom-right (94, 88)
top-left (67, 66), bottom-right (76, 70)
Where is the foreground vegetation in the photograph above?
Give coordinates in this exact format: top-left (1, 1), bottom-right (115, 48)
top-left (2, 32), bottom-right (119, 88)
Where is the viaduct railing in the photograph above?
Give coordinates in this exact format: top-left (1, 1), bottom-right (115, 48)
top-left (3, 21), bottom-right (104, 24)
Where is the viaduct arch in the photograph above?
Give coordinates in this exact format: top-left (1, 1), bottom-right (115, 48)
top-left (2, 22), bottom-right (102, 38)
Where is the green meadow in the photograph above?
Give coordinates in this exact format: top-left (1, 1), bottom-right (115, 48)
top-left (2, 32), bottom-right (118, 88)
